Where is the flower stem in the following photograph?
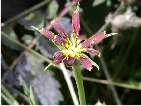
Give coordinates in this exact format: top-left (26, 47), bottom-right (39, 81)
top-left (59, 63), bottom-right (79, 105)
top-left (73, 64), bottom-right (86, 105)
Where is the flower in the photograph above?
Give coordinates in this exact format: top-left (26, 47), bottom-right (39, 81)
top-left (39, 6), bottom-right (114, 71)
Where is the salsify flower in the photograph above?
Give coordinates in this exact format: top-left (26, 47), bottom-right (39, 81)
top-left (39, 7), bottom-right (115, 71)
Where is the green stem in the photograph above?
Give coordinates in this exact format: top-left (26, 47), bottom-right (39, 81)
top-left (60, 63), bottom-right (79, 105)
top-left (73, 64), bottom-right (86, 105)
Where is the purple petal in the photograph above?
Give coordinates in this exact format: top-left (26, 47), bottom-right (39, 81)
top-left (64, 57), bottom-right (76, 65)
top-left (53, 51), bottom-right (64, 64)
top-left (79, 56), bottom-right (92, 71)
top-left (86, 48), bottom-right (100, 57)
top-left (40, 28), bottom-right (54, 41)
top-left (80, 39), bottom-right (92, 48)
top-left (72, 9), bottom-right (80, 35)
top-left (81, 32), bottom-right (106, 48)
top-left (91, 31), bottom-right (107, 44)
top-left (52, 20), bottom-right (67, 38)
top-left (54, 35), bottom-right (66, 45)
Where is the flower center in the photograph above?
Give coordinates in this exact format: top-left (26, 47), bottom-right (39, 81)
top-left (61, 33), bottom-right (86, 58)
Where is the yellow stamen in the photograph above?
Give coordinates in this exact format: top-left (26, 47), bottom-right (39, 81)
top-left (61, 33), bottom-right (86, 58)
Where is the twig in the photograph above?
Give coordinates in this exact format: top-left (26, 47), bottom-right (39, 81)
top-left (97, 54), bottom-right (121, 105)
top-left (9, 36), bottom-right (40, 70)
top-left (83, 77), bottom-right (141, 91)
top-left (1, 0), bottom-right (50, 27)
top-left (97, 3), bottom-right (124, 32)
top-left (113, 29), bottom-right (139, 79)
top-left (2, 31), bottom-right (52, 64)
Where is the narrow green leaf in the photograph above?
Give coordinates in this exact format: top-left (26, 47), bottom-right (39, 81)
top-left (1, 84), bottom-right (19, 105)
top-left (1, 93), bottom-right (14, 105)
top-left (44, 63), bottom-right (53, 71)
top-left (29, 86), bottom-right (38, 105)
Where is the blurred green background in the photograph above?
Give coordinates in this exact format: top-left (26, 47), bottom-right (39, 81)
top-left (1, 0), bottom-right (141, 105)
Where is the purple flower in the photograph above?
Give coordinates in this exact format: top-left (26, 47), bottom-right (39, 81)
top-left (40, 7), bottom-right (114, 71)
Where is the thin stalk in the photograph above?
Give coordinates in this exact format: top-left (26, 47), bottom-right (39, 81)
top-left (113, 29), bottom-right (138, 79)
top-left (73, 64), bottom-right (86, 105)
top-left (59, 63), bottom-right (79, 105)
top-left (83, 77), bottom-right (141, 90)
top-left (2, 0), bottom-right (50, 27)
top-left (1, 31), bottom-right (52, 64)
